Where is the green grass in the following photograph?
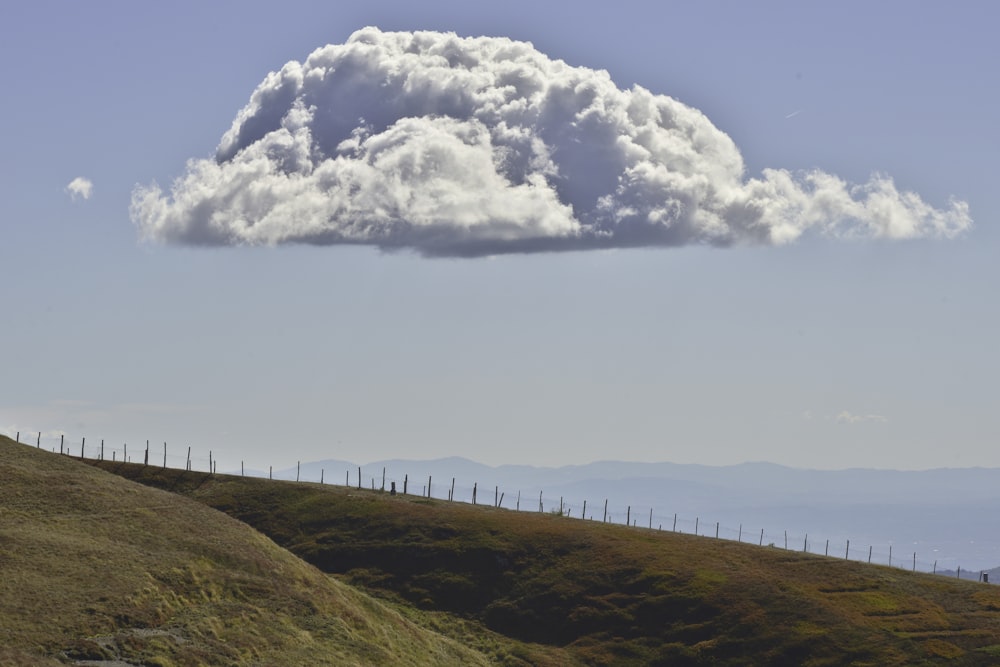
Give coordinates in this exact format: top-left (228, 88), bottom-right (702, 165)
top-left (90, 455), bottom-right (1000, 666)
top-left (0, 436), bottom-right (491, 665)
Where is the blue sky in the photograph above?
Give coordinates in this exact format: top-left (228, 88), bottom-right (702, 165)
top-left (2, 1), bottom-right (997, 471)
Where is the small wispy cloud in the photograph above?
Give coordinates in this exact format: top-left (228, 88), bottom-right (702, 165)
top-left (835, 410), bottom-right (888, 425)
top-left (66, 176), bottom-right (94, 201)
top-left (784, 109), bottom-right (803, 120)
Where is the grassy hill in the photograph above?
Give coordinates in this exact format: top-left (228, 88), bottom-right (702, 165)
top-left (88, 456), bottom-right (1000, 666)
top-left (0, 436), bottom-right (490, 666)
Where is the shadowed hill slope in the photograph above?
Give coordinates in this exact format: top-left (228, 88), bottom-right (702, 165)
top-left (0, 436), bottom-right (489, 666)
top-left (93, 459), bottom-right (1000, 666)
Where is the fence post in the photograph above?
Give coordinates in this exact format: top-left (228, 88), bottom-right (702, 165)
top-left (846, 540), bottom-right (850, 560)
top-left (15, 431), bottom-right (18, 443)
top-left (760, 528), bottom-right (764, 546)
top-left (80, 437), bottom-right (85, 460)
top-left (560, 497), bottom-right (564, 516)
top-left (495, 486), bottom-right (498, 507)
top-left (889, 545), bottom-right (893, 567)
top-left (37, 432), bottom-right (40, 448)
top-left (241, 461), bottom-right (244, 477)
top-left (297, 461), bottom-right (300, 482)
top-left (539, 491), bottom-right (543, 513)
top-left (163, 442), bottom-right (167, 468)
top-left (101, 439), bottom-right (104, 461)
top-left (144, 440), bottom-right (148, 465)
top-left (358, 467), bottom-right (362, 490)
top-left (516, 490), bottom-right (520, 511)
top-left (933, 560), bottom-right (937, 574)
top-left (913, 552), bottom-right (916, 572)
top-left (673, 513), bottom-right (678, 532)
top-left (61, 434), bottom-right (64, 454)
top-left (582, 499), bottom-right (587, 520)
top-left (450, 478), bottom-right (455, 502)
top-left (695, 517), bottom-right (699, 536)
top-left (784, 530), bottom-right (788, 550)
top-left (627, 507), bottom-right (631, 526)
top-left (124, 442), bottom-right (127, 462)
top-left (321, 469), bottom-right (324, 484)
top-left (738, 524), bottom-right (742, 542)
top-left (650, 508), bottom-right (653, 529)
top-left (826, 539), bottom-right (829, 556)
top-left (716, 522), bottom-right (719, 539)
top-left (868, 546), bottom-right (872, 564)
top-left (804, 534), bottom-right (808, 553)
top-left (186, 447), bottom-right (191, 471)
top-left (269, 465), bottom-right (272, 480)
top-left (404, 474), bottom-right (408, 495)
top-left (473, 483), bottom-right (477, 505)
top-left (498, 492), bottom-right (504, 507)
top-left (603, 499), bottom-right (608, 523)
top-left (428, 476), bottom-right (432, 498)
top-left (382, 467), bottom-right (386, 492)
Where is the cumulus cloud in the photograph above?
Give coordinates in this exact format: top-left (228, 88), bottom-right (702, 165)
top-left (131, 27), bottom-right (972, 257)
top-left (66, 176), bottom-right (93, 201)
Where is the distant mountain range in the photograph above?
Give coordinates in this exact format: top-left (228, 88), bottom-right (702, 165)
top-left (263, 457), bottom-right (1000, 573)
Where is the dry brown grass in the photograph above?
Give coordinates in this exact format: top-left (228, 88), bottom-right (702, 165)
top-left (92, 454), bottom-right (1000, 666)
top-left (0, 436), bottom-right (490, 665)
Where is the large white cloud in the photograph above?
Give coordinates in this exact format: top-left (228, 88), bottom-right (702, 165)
top-left (131, 27), bottom-right (971, 257)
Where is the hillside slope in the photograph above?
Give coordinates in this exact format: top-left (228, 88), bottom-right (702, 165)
top-left (0, 436), bottom-right (489, 666)
top-left (93, 459), bottom-right (1000, 666)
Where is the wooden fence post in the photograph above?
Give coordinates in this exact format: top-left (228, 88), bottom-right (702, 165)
top-left (913, 552), bottom-right (916, 572)
top-left (889, 545), bottom-right (893, 567)
top-left (80, 437), bottom-right (85, 460)
top-left (582, 500), bottom-right (587, 520)
top-left (269, 465), bottom-right (272, 480)
top-left (124, 442), bottom-right (127, 462)
top-left (450, 478), bottom-right (455, 502)
top-left (498, 492), bottom-right (504, 507)
top-left (297, 461), bottom-right (300, 482)
top-left (358, 467), bottom-right (362, 490)
top-left (403, 474), bottom-right (408, 495)
top-left (427, 476), bottom-right (432, 498)
top-left (144, 440), bottom-right (148, 465)
top-left (626, 506), bottom-right (630, 526)
top-left (60, 434), bottom-right (64, 454)
top-left (673, 513), bottom-right (678, 532)
top-left (649, 508), bottom-right (653, 529)
top-left (473, 483), bottom-right (477, 505)
top-left (868, 546), bottom-right (872, 564)
top-left (560, 497), bottom-right (564, 516)
top-left (760, 529), bottom-right (764, 546)
top-left (716, 522), bottom-right (719, 539)
top-left (738, 524), bottom-right (742, 542)
top-left (804, 534), bottom-right (808, 552)
top-left (825, 540), bottom-right (829, 556)
top-left (495, 486), bottom-right (498, 507)
top-left (381, 467), bottom-right (386, 492)
top-left (516, 491), bottom-right (520, 511)
top-left (538, 491), bottom-right (543, 513)
top-left (101, 439), bottom-right (104, 461)
top-left (37, 432), bottom-right (40, 448)
top-left (603, 499), bottom-right (608, 523)
top-left (321, 469), bottom-right (324, 484)
top-left (846, 540), bottom-right (850, 560)
top-left (163, 442), bottom-right (167, 468)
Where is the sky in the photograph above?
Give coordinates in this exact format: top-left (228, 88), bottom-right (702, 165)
top-left (2, 1), bottom-right (998, 472)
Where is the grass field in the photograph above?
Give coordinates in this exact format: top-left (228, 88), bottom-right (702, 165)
top-left (0, 436), bottom-right (490, 666)
top-left (88, 453), bottom-right (1000, 666)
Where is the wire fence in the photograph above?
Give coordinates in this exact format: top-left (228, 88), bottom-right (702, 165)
top-left (11, 429), bottom-right (994, 583)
